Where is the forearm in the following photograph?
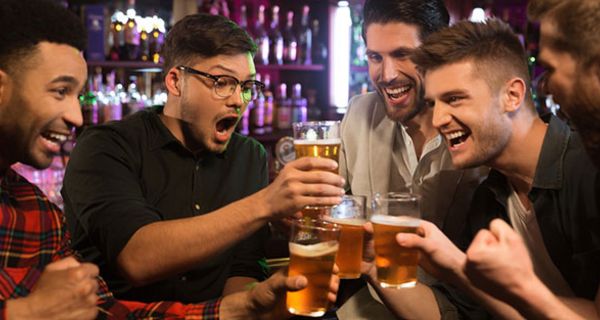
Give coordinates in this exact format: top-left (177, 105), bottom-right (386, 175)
top-left (223, 277), bottom-right (258, 295)
top-left (366, 274), bottom-right (441, 320)
top-left (452, 272), bottom-right (524, 320)
top-left (117, 195), bottom-right (270, 286)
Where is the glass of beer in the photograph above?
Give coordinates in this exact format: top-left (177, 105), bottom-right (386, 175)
top-left (323, 195), bottom-right (366, 279)
top-left (287, 219), bottom-right (340, 317)
top-left (371, 192), bottom-right (421, 288)
top-left (292, 121), bottom-right (341, 218)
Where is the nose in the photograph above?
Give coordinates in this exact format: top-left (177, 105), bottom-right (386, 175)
top-left (66, 96), bottom-right (84, 128)
top-left (226, 84), bottom-right (244, 109)
top-left (432, 101), bottom-right (451, 130)
top-left (381, 58), bottom-right (398, 84)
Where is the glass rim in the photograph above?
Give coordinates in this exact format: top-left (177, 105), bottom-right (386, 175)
top-left (375, 192), bottom-right (421, 202)
top-left (291, 218), bottom-right (341, 232)
top-left (292, 120), bottom-right (341, 128)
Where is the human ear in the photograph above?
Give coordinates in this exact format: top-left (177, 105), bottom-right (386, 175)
top-left (503, 77), bottom-right (527, 113)
top-left (164, 67), bottom-right (182, 97)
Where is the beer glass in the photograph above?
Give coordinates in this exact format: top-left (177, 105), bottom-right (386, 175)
top-left (371, 192), bottom-right (421, 288)
top-left (292, 121), bottom-right (341, 218)
top-left (323, 195), bottom-right (366, 279)
top-left (287, 219), bottom-right (340, 317)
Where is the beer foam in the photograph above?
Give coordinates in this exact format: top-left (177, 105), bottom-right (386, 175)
top-left (370, 214), bottom-right (420, 227)
top-left (289, 241), bottom-right (339, 257)
top-left (294, 138), bottom-right (342, 145)
top-left (323, 216), bottom-right (366, 226)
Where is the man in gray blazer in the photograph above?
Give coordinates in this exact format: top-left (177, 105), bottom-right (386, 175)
top-left (337, 0), bottom-right (488, 319)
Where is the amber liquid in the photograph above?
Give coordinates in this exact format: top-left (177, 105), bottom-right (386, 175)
top-left (371, 215), bottom-right (420, 288)
top-left (324, 217), bottom-right (365, 279)
top-left (294, 140), bottom-right (341, 215)
top-left (287, 241), bottom-right (339, 317)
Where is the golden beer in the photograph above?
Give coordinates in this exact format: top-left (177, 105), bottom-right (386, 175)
top-left (324, 217), bottom-right (365, 279)
top-left (371, 215), bottom-right (420, 288)
top-left (293, 139), bottom-right (341, 173)
top-left (287, 241), bottom-right (339, 317)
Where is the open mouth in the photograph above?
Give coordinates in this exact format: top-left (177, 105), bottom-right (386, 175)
top-left (384, 84), bottom-right (412, 100)
top-left (445, 130), bottom-right (471, 148)
top-left (216, 115), bottom-right (239, 134)
top-left (40, 131), bottom-right (69, 145)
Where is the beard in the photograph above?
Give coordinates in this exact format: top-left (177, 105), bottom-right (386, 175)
top-left (567, 83), bottom-right (600, 168)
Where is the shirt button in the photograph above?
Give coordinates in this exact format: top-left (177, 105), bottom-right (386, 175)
top-left (194, 204), bottom-right (200, 210)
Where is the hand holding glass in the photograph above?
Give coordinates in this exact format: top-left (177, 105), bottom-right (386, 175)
top-left (371, 192), bottom-right (421, 288)
top-left (286, 219), bottom-right (340, 317)
top-left (292, 121), bottom-right (341, 218)
top-left (323, 195), bottom-right (366, 279)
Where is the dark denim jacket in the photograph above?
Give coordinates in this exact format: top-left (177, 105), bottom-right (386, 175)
top-left (463, 115), bottom-right (600, 299)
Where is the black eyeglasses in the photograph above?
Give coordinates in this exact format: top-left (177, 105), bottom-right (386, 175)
top-left (177, 65), bottom-right (265, 102)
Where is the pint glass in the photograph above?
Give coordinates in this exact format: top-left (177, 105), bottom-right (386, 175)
top-left (292, 121), bottom-right (341, 218)
top-left (323, 195), bottom-right (366, 279)
top-left (287, 219), bottom-right (340, 317)
top-left (371, 192), bottom-right (421, 288)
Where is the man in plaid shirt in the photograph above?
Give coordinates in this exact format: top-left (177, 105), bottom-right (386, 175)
top-left (0, 1), bottom-right (337, 318)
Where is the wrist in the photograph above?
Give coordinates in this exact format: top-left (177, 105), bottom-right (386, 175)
top-left (6, 298), bottom-right (38, 320)
top-left (247, 189), bottom-right (273, 221)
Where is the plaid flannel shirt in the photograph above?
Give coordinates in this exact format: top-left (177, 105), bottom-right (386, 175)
top-left (0, 168), bottom-right (221, 319)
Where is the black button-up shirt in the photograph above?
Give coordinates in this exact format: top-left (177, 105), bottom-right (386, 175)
top-left (63, 106), bottom-right (269, 303)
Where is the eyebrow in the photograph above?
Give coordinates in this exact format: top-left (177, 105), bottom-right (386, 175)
top-left (425, 89), bottom-right (469, 101)
top-left (50, 75), bottom-right (80, 86)
top-left (208, 64), bottom-right (256, 80)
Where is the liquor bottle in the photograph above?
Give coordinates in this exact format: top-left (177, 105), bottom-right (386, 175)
top-left (291, 83), bottom-right (307, 124)
top-left (283, 10), bottom-right (298, 64)
top-left (124, 0), bottom-right (140, 60)
top-left (108, 10), bottom-right (126, 61)
top-left (79, 78), bottom-right (98, 134)
top-left (102, 71), bottom-right (123, 123)
top-left (263, 74), bottom-right (274, 132)
top-left (275, 83), bottom-right (292, 130)
top-left (238, 5), bottom-right (251, 38)
top-left (306, 88), bottom-right (321, 121)
top-left (237, 100), bottom-right (251, 135)
top-left (251, 74), bottom-right (265, 134)
top-left (139, 17), bottom-right (152, 62)
top-left (269, 6), bottom-right (284, 65)
top-left (254, 5), bottom-right (269, 65)
top-left (351, 5), bottom-right (367, 66)
top-left (311, 19), bottom-right (327, 65)
top-left (150, 16), bottom-right (165, 64)
top-left (297, 5), bottom-right (312, 65)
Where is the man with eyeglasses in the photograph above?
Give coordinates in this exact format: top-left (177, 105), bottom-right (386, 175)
top-left (62, 13), bottom-right (345, 303)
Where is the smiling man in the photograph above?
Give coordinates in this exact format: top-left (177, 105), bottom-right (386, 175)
top-left (337, 1), bottom-right (488, 319)
top-left (62, 13), bottom-right (345, 303)
top-left (395, 18), bottom-right (600, 319)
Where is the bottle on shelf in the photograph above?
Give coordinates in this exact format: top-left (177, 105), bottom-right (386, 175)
top-left (238, 4), bottom-right (251, 38)
top-left (254, 5), bottom-right (269, 65)
top-left (306, 88), bottom-right (321, 121)
top-left (311, 19), bottom-right (327, 65)
top-left (150, 15), bottom-right (165, 64)
top-left (263, 74), bottom-right (274, 132)
top-left (139, 17), bottom-right (152, 62)
top-left (80, 78), bottom-right (99, 133)
top-left (297, 5), bottom-right (312, 65)
top-left (275, 83), bottom-right (292, 130)
top-left (108, 10), bottom-right (127, 61)
top-left (101, 71), bottom-right (123, 123)
top-left (351, 4), bottom-right (367, 66)
top-left (291, 83), bottom-right (307, 124)
top-left (283, 10), bottom-right (298, 64)
top-left (250, 74), bottom-right (265, 134)
top-left (238, 100), bottom-right (251, 135)
top-left (269, 5), bottom-right (284, 65)
top-left (124, 0), bottom-right (140, 61)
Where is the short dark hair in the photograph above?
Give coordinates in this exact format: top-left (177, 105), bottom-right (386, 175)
top-left (362, 0), bottom-right (449, 42)
top-left (0, 0), bottom-right (86, 77)
top-left (412, 19), bottom-right (534, 107)
top-left (161, 13), bottom-right (257, 72)
top-left (528, 0), bottom-right (600, 68)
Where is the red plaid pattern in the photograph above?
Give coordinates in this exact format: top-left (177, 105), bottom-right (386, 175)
top-left (0, 169), bottom-right (221, 319)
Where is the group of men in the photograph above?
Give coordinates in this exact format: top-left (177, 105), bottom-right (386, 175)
top-left (0, 0), bottom-right (598, 319)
